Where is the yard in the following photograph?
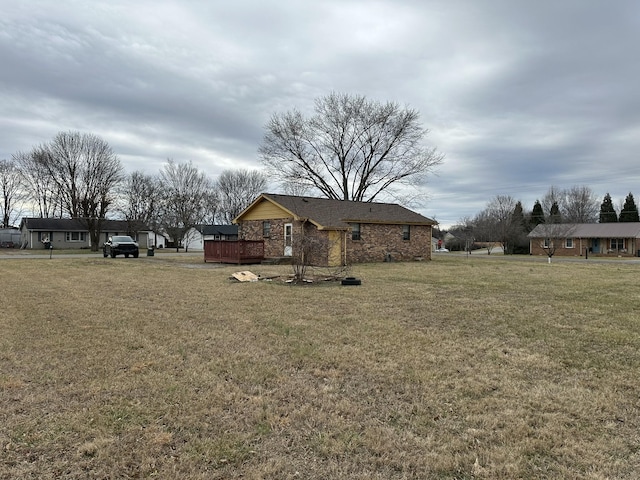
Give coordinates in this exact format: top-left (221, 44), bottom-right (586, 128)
top-left (1, 255), bottom-right (639, 479)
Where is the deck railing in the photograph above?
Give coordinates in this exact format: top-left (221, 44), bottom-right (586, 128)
top-left (204, 240), bottom-right (264, 264)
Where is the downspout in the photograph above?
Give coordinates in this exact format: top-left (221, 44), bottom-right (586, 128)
top-left (343, 230), bottom-right (347, 265)
top-left (300, 219), bottom-right (306, 266)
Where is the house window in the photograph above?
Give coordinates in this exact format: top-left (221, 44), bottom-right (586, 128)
top-left (565, 238), bottom-right (573, 248)
top-left (351, 223), bottom-right (361, 241)
top-left (543, 238), bottom-right (551, 248)
top-left (65, 232), bottom-right (86, 242)
top-left (611, 238), bottom-right (624, 250)
top-left (403, 225), bottom-right (410, 241)
top-left (263, 221), bottom-right (271, 238)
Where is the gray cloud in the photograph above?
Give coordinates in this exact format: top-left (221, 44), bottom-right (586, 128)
top-left (2, 0), bottom-right (639, 227)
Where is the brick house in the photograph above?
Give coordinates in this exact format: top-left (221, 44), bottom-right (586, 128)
top-left (528, 222), bottom-right (640, 257)
top-left (234, 193), bottom-right (437, 266)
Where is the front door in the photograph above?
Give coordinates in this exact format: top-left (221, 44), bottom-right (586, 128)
top-left (284, 223), bottom-right (292, 256)
top-left (592, 238), bottom-right (599, 253)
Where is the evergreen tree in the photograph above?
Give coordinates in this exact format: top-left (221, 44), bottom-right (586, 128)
top-left (619, 192), bottom-right (640, 222)
top-left (530, 200), bottom-right (545, 227)
top-left (512, 201), bottom-right (526, 229)
top-left (510, 201), bottom-right (529, 253)
top-left (599, 193), bottom-right (618, 223)
top-left (549, 201), bottom-right (562, 223)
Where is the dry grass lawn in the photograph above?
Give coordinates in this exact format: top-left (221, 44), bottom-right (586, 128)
top-left (1, 255), bottom-right (640, 479)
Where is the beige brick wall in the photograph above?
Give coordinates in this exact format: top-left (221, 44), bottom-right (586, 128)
top-left (240, 218), bottom-right (295, 258)
top-left (346, 223), bottom-right (432, 263)
top-left (240, 219), bottom-right (432, 265)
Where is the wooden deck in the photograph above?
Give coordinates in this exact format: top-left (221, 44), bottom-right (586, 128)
top-left (203, 240), bottom-right (264, 264)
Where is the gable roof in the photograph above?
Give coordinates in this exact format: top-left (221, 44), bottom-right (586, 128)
top-left (199, 224), bottom-right (238, 236)
top-left (236, 193), bottom-right (436, 229)
top-left (528, 222), bottom-right (640, 238)
top-left (20, 217), bottom-right (150, 232)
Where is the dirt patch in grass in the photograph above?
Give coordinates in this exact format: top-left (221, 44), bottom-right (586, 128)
top-left (2, 256), bottom-right (640, 478)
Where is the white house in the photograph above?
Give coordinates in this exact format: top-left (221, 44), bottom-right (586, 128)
top-left (183, 225), bottom-right (239, 251)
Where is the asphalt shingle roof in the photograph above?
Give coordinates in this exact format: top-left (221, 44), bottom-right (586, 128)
top-left (528, 222), bottom-right (640, 238)
top-left (258, 193), bottom-right (436, 229)
top-left (22, 218), bottom-right (149, 232)
top-left (200, 225), bottom-right (238, 236)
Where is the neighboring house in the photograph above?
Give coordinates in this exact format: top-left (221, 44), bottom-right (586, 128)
top-left (19, 218), bottom-right (151, 250)
top-left (528, 222), bottom-right (640, 257)
top-left (147, 231), bottom-right (169, 249)
top-left (234, 193), bottom-right (436, 266)
top-left (183, 225), bottom-right (239, 251)
top-left (0, 227), bottom-right (21, 247)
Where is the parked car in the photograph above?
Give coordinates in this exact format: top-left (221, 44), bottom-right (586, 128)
top-left (103, 236), bottom-right (139, 258)
top-left (435, 247), bottom-right (449, 252)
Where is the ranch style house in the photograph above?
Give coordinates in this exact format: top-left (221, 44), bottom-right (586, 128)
top-left (19, 218), bottom-right (151, 250)
top-left (233, 193), bottom-right (437, 266)
top-left (528, 222), bottom-right (640, 257)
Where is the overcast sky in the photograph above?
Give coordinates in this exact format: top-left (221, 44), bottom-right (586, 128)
top-left (2, 1), bottom-right (639, 227)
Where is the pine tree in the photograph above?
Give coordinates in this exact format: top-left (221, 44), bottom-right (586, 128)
top-left (599, 193), bottom-right (618, 223)
top-left (530, 200), bottom-right (545, 226)
top-left (619, 192), bottom-right (640, 222)
top-left (510, 201), bottom-right (529, 253)
top-left (548, 201), bottom-right (562, 223)
top-left (512, 201), bottom-right (526, 229)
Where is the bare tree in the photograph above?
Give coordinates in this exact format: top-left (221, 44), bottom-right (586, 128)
top-left (290, 224), bottom-right (346, 282)
top-left (541, 186), bottom-right (563, 218)
top-left (280, 180), bottom-right (311, 197)
top-left (449, 216), bottom-right (476, 254)
top-left (542, 185), bottom-right (599, 223)
top-left (201, 190), bottom-right (220, 225)
top-left (0, 159), bottom-right (25, 228)
top-left (485, 195), bottom-right (518, 253)
top-left (561, 185), bottom-right (599, 223)
top-left (117, 171), bottom-right (162, 243)
top-left (472, 210), bottom-right (499, 254)
top-left (216, 169), bottom-right (267, 224)
top-left (35, 132), bottom-right (123, 250)
top-left (14, 149), bottom-right (60, 218)
top-left (158, 159), bottom-right (213, 252)
top-left (260, 92), bottom-right (443, 202)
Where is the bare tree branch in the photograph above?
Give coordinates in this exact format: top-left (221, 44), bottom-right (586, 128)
top-left (0, 158), bottom-right (25, 228)
top-left (158, 159), bottom-right (213, 251)
top-left (260, 92), bottom-right (443, 202)
top-left (215, 169), bottom-right (267, 224)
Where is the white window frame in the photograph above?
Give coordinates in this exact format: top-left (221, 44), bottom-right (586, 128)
top-left (351, 223), bottom-right (361, 241)
top-left (565, 238), bottom-right (573, 248)
top-left (402, 225), bottom-right (410, 241)
top-left (284, 223), bottom-right (293, 256)
top-left (65, 231), bottom-right (86, 242)
top-left (610, 238), bottom-right (625, 250)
